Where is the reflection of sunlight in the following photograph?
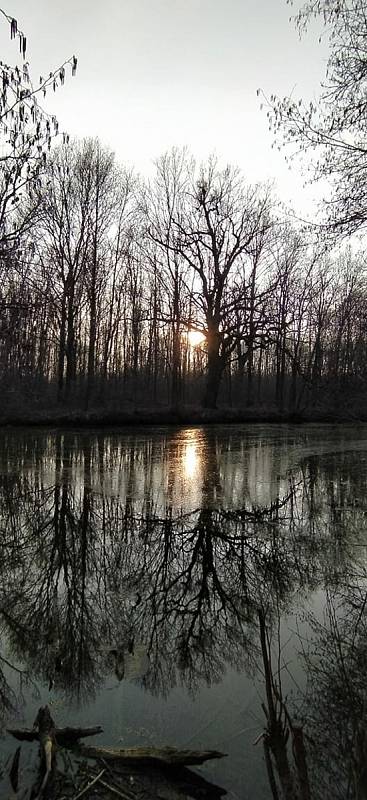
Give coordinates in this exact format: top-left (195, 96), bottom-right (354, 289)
top-left (181, 430), bottom-right (202, 481)
top-left (184, 442), bottom-right (198, 479)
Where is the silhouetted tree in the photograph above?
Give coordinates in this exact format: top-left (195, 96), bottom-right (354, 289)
top-left (266, 0), bottom-right (367, 234)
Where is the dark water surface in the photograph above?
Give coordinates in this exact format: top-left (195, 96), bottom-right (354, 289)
top-left (1, 424), bottom-right (367, 799)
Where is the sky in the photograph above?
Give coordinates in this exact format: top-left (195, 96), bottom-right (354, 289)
top-left (2, 0), bottom-right (329, 218)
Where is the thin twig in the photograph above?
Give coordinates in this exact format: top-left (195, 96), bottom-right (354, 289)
top-left (71, 768), bottom-right (105, 800)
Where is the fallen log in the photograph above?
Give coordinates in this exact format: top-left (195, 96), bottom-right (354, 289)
top-left (7, 724), bottom-right (103, 745)
top-left (79, 745), bottom-right (226, 766)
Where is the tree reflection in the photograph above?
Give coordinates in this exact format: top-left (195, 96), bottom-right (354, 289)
top-left (0, 431), bottom-right (366, 797)
top-left (294, 581), bottom-right (367, 800)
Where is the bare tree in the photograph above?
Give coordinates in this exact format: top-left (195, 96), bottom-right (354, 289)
top-left (143, 149), bottom-right (191, 406)
top-left (265, 0), bottom-right (367, 235)
top-left (148, 153), bottom-right (275, 408)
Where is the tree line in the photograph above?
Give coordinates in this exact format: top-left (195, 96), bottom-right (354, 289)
top-left (0, 138), bottom-right (366, 415)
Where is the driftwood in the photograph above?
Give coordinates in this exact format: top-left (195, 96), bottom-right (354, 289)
top-left (79, 744), bottom-right (226, 766)
top-left (6, 707), bottom-right (227, 800)
top-left (7, 724), bottom-right (103, 746)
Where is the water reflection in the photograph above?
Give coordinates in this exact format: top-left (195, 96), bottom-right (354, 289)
top-left (182, 433), bottom-right (200, 481)
top-left (0, 426), bottom-right (367, 799)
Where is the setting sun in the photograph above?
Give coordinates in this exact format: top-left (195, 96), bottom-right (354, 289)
top-left (187, 330), bottom-right (206, 348)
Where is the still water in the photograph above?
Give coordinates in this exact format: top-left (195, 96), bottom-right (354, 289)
top-left (0, 424), bottom-right (367, 799)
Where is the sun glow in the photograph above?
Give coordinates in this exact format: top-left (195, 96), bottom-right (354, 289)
top-left (183, 442), bottom-right (198, 479)
top-left (182, 430), bottom-right (201, 481)
top-left (187, 330), bottom-right (206, 348)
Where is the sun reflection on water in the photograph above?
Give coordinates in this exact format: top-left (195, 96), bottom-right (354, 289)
top-left (182, 433), bottom-right (201, 481)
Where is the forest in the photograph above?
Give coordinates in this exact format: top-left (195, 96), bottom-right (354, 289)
top-left (0, 2), bottom-right (366, 421)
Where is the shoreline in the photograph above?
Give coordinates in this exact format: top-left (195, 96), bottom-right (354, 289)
top-left (0, 405), bottom-right (364, 427)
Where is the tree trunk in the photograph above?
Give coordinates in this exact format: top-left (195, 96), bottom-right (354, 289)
top-left (247, 346), bottom-right (254, 407)
top-left (257, 343), bottom-right (263, 404)
top-left (57, 300), bottom-right (67, 400)
top-left (289, 362), bottom-right (298, 412)
top-left (171, 269), bottom-right (181, 407)
top-left (85, 273), bottom-right (97, 410)
top-left (86, 164), bottom-right (101, 410)
top-left (202, 328), bottom-right (224, 409)
top-left (171, 326), bottom-right (181, 407)
top-left (65, 287), bottom-right (76, 397)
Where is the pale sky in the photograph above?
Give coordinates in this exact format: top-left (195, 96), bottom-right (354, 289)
top-left (3, 0), bottom-right (329, 218)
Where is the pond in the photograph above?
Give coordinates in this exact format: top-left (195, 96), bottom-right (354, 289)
top-left (0, 423), bottom-right (367, 800)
